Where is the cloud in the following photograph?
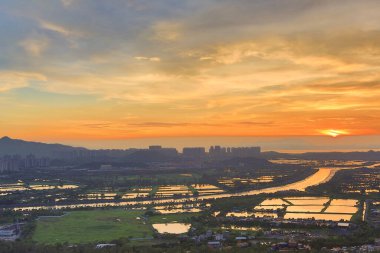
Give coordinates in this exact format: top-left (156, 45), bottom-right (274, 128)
top-left (19, 36), bottom-right (49, 56)
top-left (81, 122), bottom-right (114, 129)
top-left (134, 56), bottom-right (161, 62)
top-left (200, 43), bottom-right (262, 65)
top-left (61, 0), bottom-right (74, 7)
top-left (0, 71), bottom-right (46, 92)
top-left (129, 122), bottom-right (190, 127)
top-left (38, 19), bottom-right (73, 37)
top-left (152, 21), bottom-right (182, 41)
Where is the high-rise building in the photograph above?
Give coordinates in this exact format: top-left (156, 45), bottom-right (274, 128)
top-left (183, 147), bottom-right (206, 158)
top-left (149, 145), bottom-right (162, 150)
top-left (231, 147), bottom-right (261, 157)
top-left (209, 145), bottom-right (261, 159)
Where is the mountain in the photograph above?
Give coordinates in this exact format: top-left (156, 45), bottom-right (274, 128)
top-left (0, 136), bottom-right (87, 158)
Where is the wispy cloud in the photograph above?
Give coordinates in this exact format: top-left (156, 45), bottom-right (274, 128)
top-left (0, 71), bottom-right (46, 92)
top-left (60, 0), bottom-right (74, 7)
top-left (134, 56), bottom-right (161, 62)
top-left (38, 19), bottom-right (73, 37)
top-left (152, 21), bottom-right (182, 41)
top-left (19, 36), bottom-right (50, 56)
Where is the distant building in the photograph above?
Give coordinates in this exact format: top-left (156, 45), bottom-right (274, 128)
top-left (231, 147), bottom-right (261, 157)
top-left (208, 241), bottom-right (222, 249)
top-left (209, 145), bottom-right (261, 159)
top-left (0, 229), bottom-right (16, 237)
top-left (0, 223), bottom-right (20, 238)
top-left (214, 233), bottom-right (224, 241)
top-left (159, 148), bottom-right (178, 157)
top-left (100, 164), bottom-right (112, 170)
top-left (235, 236), bottom-right (247, 241)
top-left (209, 145), bottom-right (225, 156)
top-left (183, 147), bottom-right (206, 158)
top-left (95, 244), bottom-right (116, 249)
top-left (147, 146), bottom-right (178, 157)
top-left (0, 155), bottom-right (50, 173)
top-left (149, 145), bottom-right (162, 150)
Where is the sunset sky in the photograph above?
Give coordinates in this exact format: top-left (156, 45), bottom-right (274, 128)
top-left (1, 0), bottom-right (380, 150)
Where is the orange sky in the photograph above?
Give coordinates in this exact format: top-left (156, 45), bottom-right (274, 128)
top-left (1, 0), bottom-right (380, 146)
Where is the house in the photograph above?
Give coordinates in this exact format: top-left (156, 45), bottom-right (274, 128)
top-left (249, 240), bottom-right (259, 246)
top-left (208, 241), bottom-right (222, 249)
top-left (222, 231), bottom-right (231, 239)
top-left (237, 241), bottom-right (249, 248)
top-left (0, 224), bottom-right (19, 238)
top-left (0, 229), bottom-right (16, 237)
top-left (235, 236), bottom-right (247, 242)
top-left (214, 234), bottom-right (224, 241)
top-left (337, 222), bottom-right (350, 228)
top-left (95, 244), bottom-right (116, 249)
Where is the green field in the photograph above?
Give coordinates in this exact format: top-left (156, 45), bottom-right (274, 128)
top-left (33, 209), bottom-right (202, 244)
top-left (33, 209), bottom-right (153, 244)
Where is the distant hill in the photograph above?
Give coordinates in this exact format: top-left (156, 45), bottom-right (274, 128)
top-left (0, 136), bottom-right (86, 158)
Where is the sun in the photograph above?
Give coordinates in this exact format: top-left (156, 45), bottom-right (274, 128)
top-left (320, 129), bottom-right (349, 137)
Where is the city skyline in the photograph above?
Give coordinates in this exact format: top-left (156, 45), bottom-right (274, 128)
top-left (1, 0), bottom-right (380, 148)
top-left (2, 135), bottom-right (380, 152)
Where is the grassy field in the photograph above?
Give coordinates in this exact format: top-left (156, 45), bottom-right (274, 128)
top-left (33, 209), bottom-right (153, 244)
top-left (33, 209), bottom-right (202, 244)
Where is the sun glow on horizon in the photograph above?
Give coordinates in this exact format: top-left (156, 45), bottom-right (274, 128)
top-left (320, 129), bottom-right (349, 138)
